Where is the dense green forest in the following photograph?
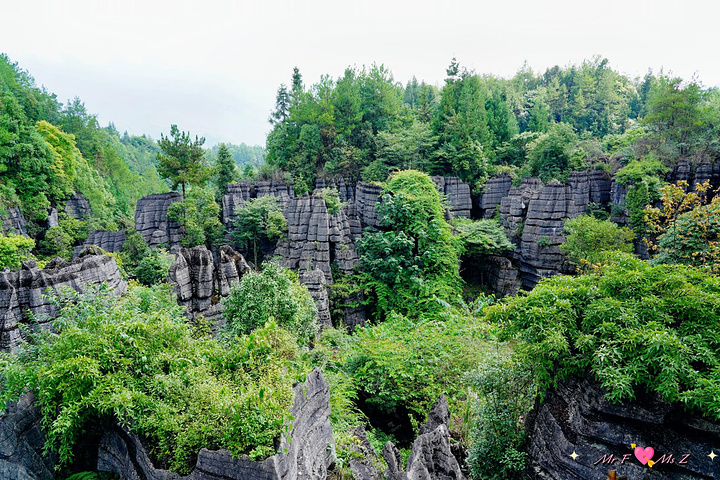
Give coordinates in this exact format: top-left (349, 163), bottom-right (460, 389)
top-left (1, 52), bottom-right (720, 480)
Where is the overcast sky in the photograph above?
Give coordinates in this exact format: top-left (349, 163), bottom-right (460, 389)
top-left (2, 0), bottom-right (719, 147)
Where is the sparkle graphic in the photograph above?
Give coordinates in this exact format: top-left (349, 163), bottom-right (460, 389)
top-left (709, 451), bottom-right (717, 461)
top-left (570, 451), bottom-right (580, 461)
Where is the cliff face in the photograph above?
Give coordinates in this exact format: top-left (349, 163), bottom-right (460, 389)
top-left (64, 192), bottom-right (92, 220)
top-left (73, 230), bottom-right (127, 257)
top-left (0, 247), bottom-right (126, 352)
top-left (526, 376), bottom-right (720, 480)
top-left (0, 206), bottom-right (28, 236)
top-left (167, 245), bottom-right (251, 324)
top-left (135, 192), bottom-right (183, 250)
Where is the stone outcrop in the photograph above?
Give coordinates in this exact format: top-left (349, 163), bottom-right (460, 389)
top-left (73, 230), bottom-right (127, 257)
top-left (354, 182), bottom-right (384, 228)
top-left (1, 206), bottom-right (28, 236)
top-left (315, 177), bottom-right (356, 203)
top-left (97, 368), bottom-right (335, 480)
top-left (478, 255), bottom-right (521, 297)
top-left (383, 395), bottom-right (465, 480)
top-left (168, 245), bottom-right (250, 323)
top-left (221, 182), bottom-right (253, 226)
top-left (299, 269), bottom-right (331, 329)
top-left (432, 176), bottom-right (472, 218)
top-left (495, 171), bottom-right (612, 289)
top-left (64, 192), bottom-right (92, 219)
top-left (0, 247), bottom-right (126, 352)
top-left (0, 394), bottom-right (56, 480)
top-left (347, 426), bottom-right (383, 480)
top-left (526, 376), bottom-right (720, 479)
top-left (476, 175), bottom-right (513, 218)
top-left (135, 192), bottom-right (183, 250)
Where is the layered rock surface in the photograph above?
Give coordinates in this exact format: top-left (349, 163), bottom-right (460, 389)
top-left (0, 248), bottom-right (126, 352)
top-left (135, 192), bottom-right (183, 250)
top-left (97, 368), bottom-right (335, 480)
top-left (73, 230), bottom-right (127, 257)
top-left (433, 176), bottom-right (472, 218)
top-left (168, 245), bottom-right (250, 323)
top-left (1, 206), bottom-right (28, 236)
top-left (526, 376), bottom-right (720, 479)
top-left (64, 192), bottom-right (92, 219)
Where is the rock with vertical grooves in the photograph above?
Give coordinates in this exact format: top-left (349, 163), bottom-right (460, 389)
top-left (97, 368), bottom-right (335, 480)
top-left (134, 192), bottom-right (183, 251)
top-left (1, 206), bottom-right (28, 236)
top-left (221, 181), bottom-right (253, 226)
top-left (0, 247), bottom-right (126, 352)
top-left (479, 255), bottom-right (521, 297)
top-left (299, 269), bottom-right (331, 329)
top-left (432, 176), bottom-right (472, 218)
top-left (354, 182), bottom-right (384, 228)
top-left (477, 175), bottom-right (513, 218)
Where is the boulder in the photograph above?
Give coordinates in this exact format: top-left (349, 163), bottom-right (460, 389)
top-left (0, 247), bottom-right (126, 352)
top-left (134, 192), bottom-right (183, 250)
top-left (526, 376), bottom-right (720, 479)
top-left (383, 395), bottom-right (465, 480)
top-left (97, 368), bottom-right (335, 480)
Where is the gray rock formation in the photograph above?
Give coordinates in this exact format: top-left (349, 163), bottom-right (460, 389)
top-left (476, 175), bottom-right (513, 218)
top-left (0, 247), bottom-right (126, 352)
top-left (135, 192), bottom-right (183, 250)
top-left (432, 176), bottom-right (472, 218)
top-left (73, 230), bottom-right (127, 257)
top-left (0, 394), bottom-right (56, 480)
top-left (221, 182), bottom-right (253, 226)
top-left (347, 426), bottom-right (383, 480)
top-left (478, 255), bottom-right (520, 297)
top-left (1, 206), bottom-right (28, 236)
top-left (64, 193), bottom-right (92, 219)
top-left (526, 376), bottom-right (720, 479)
top-left (168, 245), bottom-right (250, 323)
top-left (254, 180), bottom-right (294, 207)
top-left (46, 208), bottom-right (58, 228)
top-left (383, 395), bottom-right (465, 480)
top-left (314, 177), bottom-right (356, 204)
top-left (354, 182), bottom-right (384, 228)
top-left (299, 269), bottom-right (331, 329)
top-left (97, 368), bottom-right (335, 480)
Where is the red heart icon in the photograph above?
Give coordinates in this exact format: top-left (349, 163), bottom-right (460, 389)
top-left (634, 446), bottom-right (655, 465)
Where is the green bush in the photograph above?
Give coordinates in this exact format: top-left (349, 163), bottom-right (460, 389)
top-left (222, 262), bottom-right (317, 344)
top-left (0, 233), bottom-right (34, 269)
top-left (466, 351), bottom-right (535, 480)
top-left (167, 188), bottom-right (223, 248)
top-left (134, 249), bottom-right (172, 285)
top-left (318, 187), bottom-right (346, 215)
top-left (232, 196), bottom-right (288, 265)
top-left (0, 283), bottom-right (298, 474)
top-left (560, 214), bottom-right (634, 267)
top-left (453, 217), bottom-right (514, 258)
top-left (489, 252), bottom-right (720, 418)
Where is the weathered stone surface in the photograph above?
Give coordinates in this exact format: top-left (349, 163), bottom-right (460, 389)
top-left (168, 245), bottom-right (250, 323)
top-left (64, 192), bottom-right (92, 219)
top-left (45, 208), bottom-right (58, 228)
top-left (432, 176), bottom-right (472, 218)
top-left (135, 192), bottom-right (183, 250)
top-left (1, 206), bottom-right (28, 236)
top-left (0, 394), bottom-right (56, 480)
top-left (97, 368), bottom-right (335, 480)
top-left (354, 182), bottom-right (384, 228)
top-left (221, 182), bottom-right (253, 226)
top-left (73, 230), bottom-right (127, 257)
top-left (299, 269), bottom-right (331, 329)
top-left (526, 376), bottom-right (720, 479)
top-left (383, 395), bottom-right (465, 480)
top-left (476, 175), bottom-right (513, 218)
top-left (347, 426), bottom-right (383, 480)
top-left (0, 247), bottom-right (126, 352)
top-left (254, 180), bottom-right (294, 208)
top-left (315, 177), bottom-right (356, 203)
top-left (478, 255), bottom-right (521, 297)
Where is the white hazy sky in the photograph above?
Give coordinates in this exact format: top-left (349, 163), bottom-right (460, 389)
top-left (2, 0), bottom-right (719, 147)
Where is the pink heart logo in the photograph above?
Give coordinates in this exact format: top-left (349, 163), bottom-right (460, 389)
top-left (634, 446), bottom-right (655, 465)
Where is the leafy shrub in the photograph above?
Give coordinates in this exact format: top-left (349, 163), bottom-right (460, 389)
top-left (134, 249), bottom-right (172, 285)
top-left (232, 196), bottom-right (288, 265)
top-left (318, 187), bottom-right (346, 215)
top-left (466, 351), bottom-right (535, 480)
top-left (453, 217), bottom-right (514, 257)
top-left (614, 155), bottom-right (668, 186)
top-left (0, 233), bottom-right (34, 269)
top-left (222, 262), bottom-right (317, 344)
top-left (0, 283), bottom-right (299, 474)
top-left (560, 214), bottom-right (634, 267)
top-left (356, 170), bottom-right (462, 321)
top-left (167, 188), bottom-right (223, 248)
top-left (489, 252), bottom-right (720, 418)
top-left (38, 216), bottom-right (89, 260)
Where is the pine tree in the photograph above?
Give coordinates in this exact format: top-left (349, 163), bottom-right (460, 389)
top-left (215, 143), bottom-right (236, 199)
